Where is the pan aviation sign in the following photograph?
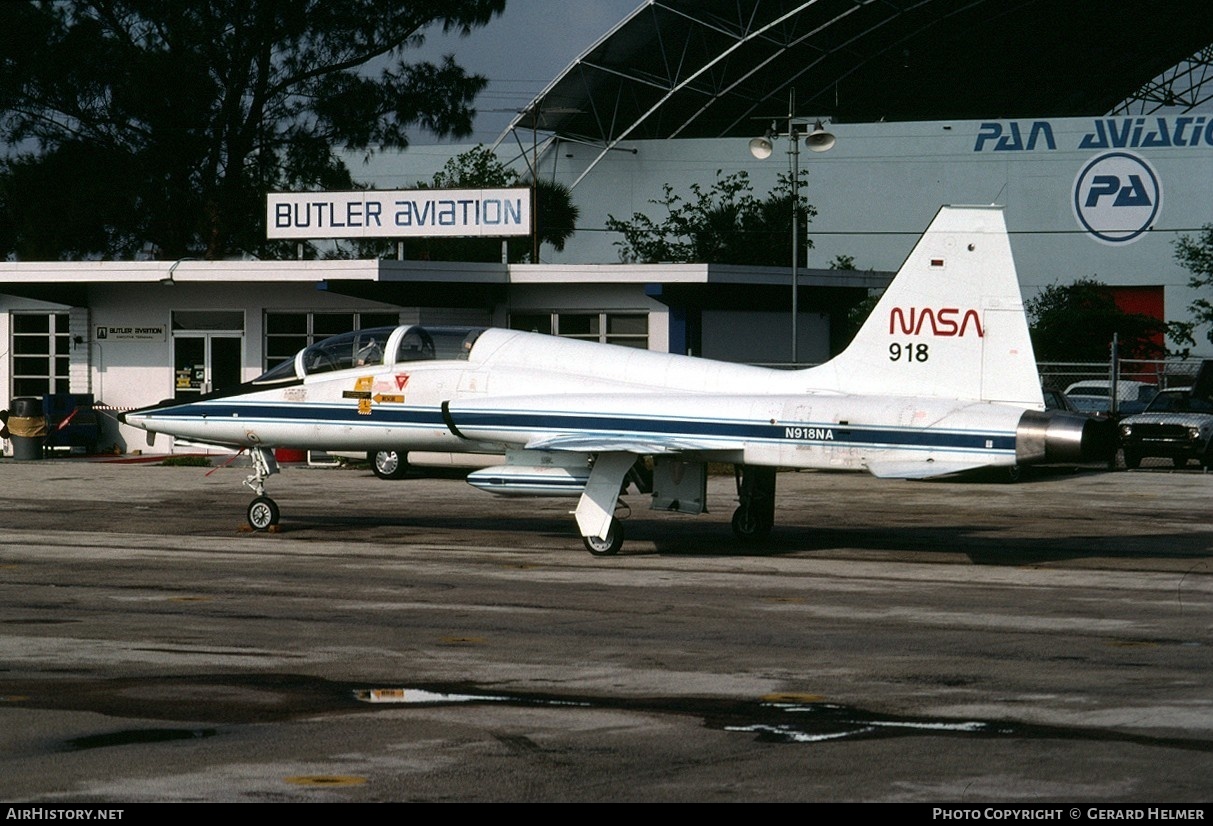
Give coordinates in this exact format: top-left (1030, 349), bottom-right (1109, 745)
top-left (266, 188), bottom-right (531, 240)
top-left (1072, 152), bottom-right (1161, 245)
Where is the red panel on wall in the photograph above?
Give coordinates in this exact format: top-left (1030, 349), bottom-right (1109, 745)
top-left (1110, 285), bottom-right (1164, 320)
top-left (1111, 285), bottom-right (1165, 355)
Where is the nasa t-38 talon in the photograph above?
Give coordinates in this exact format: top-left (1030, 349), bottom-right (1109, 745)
top-left (121, 205), bottom-right (1102, 554)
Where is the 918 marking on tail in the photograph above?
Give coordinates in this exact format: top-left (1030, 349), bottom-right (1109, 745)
top-left (890, 343), bottom-right (929, 362)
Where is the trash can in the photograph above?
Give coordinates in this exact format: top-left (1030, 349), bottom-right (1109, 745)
top-left (8, 397), bottom-right (47, 461)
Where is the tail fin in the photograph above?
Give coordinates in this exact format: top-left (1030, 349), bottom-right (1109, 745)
top-left (813, 205), bottom-right (1043, 408)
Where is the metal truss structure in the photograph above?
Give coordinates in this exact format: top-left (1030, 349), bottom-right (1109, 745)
top-left (496, 0), bottom-right (1213, 186)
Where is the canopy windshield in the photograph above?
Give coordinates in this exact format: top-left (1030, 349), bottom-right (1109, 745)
top-left (251, 325), bottom-right (487, 384)
top-left (398, 326), bottom-right (486, 362)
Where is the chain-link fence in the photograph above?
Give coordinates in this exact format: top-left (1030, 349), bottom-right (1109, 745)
top-left (1040, 359), bottom-right (1213, 470)
top-left (1038, 359), bottom-right (1204, 394)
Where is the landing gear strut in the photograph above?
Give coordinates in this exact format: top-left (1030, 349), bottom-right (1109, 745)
top-left (732, 465), bottom-right (776, 542)
top-left (243, 447), bottom-right (281, 531)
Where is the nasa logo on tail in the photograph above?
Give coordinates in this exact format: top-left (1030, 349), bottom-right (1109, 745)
top-left (888, 307), bottom-right (984, 338)
top-left (1072, 151), bottom-right (1161, 244)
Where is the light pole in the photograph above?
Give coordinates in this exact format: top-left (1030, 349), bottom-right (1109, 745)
top-left (749, 90), bottom-right (835, 364)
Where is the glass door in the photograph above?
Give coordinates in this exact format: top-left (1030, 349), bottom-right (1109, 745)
top-left (173, 334), bottom-right (243, 399)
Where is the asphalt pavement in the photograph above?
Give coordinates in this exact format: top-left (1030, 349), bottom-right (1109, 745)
top-left (0, 457), bottom-right (1211, 803)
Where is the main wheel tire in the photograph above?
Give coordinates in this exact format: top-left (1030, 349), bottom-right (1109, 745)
top-left (1123, 449), bottom-right (1141, 470)
top-left (1173, 457), bottom-right (1190, 469)
top-left (582, 519), bottom-right (624, 556)
top-left (370, 449), bottom-right (409, 480)
top-left (247, 496), bottom-right (280, 531)
top-left (731, 507), bottom-right (772, 542)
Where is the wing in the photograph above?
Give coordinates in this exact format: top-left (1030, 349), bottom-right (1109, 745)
top-left (444, 394), bottom-right (749, 456)
top-left (523, 433), bottom-right (737, 453)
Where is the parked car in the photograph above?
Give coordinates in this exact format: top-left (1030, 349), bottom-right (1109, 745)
top-left (360, 449), bottom-right (501, 479)
top-left (1042, 388), bottom-right (1079, 413)
top-left (1118, 388), bottom-right (1213, 469)
top-left (1064, 380), bottom-right (1157, 417)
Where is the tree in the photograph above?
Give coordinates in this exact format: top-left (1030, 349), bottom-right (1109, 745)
top-left (1175, 224), bottom-right (1213, 346)
top-left (335, 145), bottom-right (579, 263)
top-left (827, 254), bottom-right (888, 350)
top-left (0, 0), bottom-right (505, 260)
top-left (1025, 278), bottom-right (1185, 361)
top-left (604, 170), bottom-right (814, 265)
top-left (417, 145), bottom-right (578, 263)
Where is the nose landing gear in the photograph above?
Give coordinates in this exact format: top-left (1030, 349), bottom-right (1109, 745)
top-left (243, 447), bottom-right (281, 531)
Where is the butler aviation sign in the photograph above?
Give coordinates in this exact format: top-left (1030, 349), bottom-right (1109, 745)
top-left (266, 188), bottom-right (531, 240)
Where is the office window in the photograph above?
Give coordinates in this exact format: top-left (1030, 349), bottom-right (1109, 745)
top-left (11, 312), bottom-right (71, 397)
top-left (508, 313), bottom-right (552, 335)
top-left (509, 312), bottom-right (648, 349)
top-left (263, 311), bottom-right (399, 370)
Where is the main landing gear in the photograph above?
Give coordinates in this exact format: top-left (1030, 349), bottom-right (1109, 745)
top-left (244, 447), bottom-right (281, 531)
top-left (574, 452), bottom-right (635, 556)
top-left (731, 465), bottom-right (776, 542)
top-left (572, 457), bottom-right (777, 555)
top-left (582, 518), bottom-right (625, 556)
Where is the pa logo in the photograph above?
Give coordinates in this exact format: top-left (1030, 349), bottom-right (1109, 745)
top-left (1072, 151), bottom-right (1161, 244)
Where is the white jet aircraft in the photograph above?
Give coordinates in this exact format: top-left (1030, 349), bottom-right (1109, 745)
top-left (122, 205), bottom-right (1099, 554)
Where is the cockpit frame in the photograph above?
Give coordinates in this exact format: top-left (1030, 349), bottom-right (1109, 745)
top-left (252, 325), bottom-right (487, 385)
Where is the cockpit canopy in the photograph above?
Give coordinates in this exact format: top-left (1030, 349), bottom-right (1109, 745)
top-left (253, 325), bottom-right (486, 384)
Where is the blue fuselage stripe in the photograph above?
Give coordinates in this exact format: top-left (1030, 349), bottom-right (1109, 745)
top-left (141, 402), bottom-right (1017, 452)
top-left (451, 411), bottom-right (1014, 451)
top-left (145, 403), bottom-right (447, 428)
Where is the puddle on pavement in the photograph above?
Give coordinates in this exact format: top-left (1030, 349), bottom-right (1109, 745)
top-left (5, 674), bottom-right (1208, 753)
top-left (354, 684), bottom-right (1008, 744)
top-left (354, 683), bottom-right (1213, 751)
top-left (67, 728), bottom-right (217, 750)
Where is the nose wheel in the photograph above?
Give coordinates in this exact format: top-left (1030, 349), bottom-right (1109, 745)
top-left (247, 496), bottom-right (280, 531)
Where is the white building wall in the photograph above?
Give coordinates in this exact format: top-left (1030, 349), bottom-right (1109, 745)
top-left (68, 306), bottom-right (90, 394)
top-left (539, 117), bottom-right (1213, 350)
top-left (61, 283), bottom-right (400, 452)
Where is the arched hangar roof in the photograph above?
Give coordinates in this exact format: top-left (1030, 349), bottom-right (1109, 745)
top-left (501, 0), bottom-right (1213, 155)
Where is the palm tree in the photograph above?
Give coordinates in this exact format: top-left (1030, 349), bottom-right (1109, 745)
top-left (522, 178), bottom-right (580, 259)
